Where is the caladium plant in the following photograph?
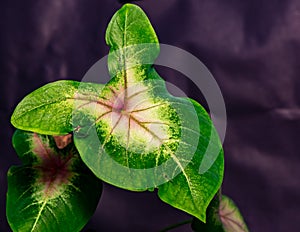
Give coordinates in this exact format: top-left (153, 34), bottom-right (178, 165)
top-left (8, 3), bottom-right (248, 232)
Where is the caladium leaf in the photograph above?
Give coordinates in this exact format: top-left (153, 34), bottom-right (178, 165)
top-left (7, 130), bottom-right (102, 232)
top-left (219, 195), bottom-right (249, 232)
top-left (192, 195), bottom-right (249, 232)
top-left (10, 3), bottom-right (224, 222)
top-left (74, 3), bottom-right (224, 221)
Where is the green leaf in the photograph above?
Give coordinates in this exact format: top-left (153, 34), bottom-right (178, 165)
top-left (73, 3), bottom-right (224, 222)
top-left (10, 3), bottom-right (224, 222)
top-left (191, 194), bottom-right (249, 232)
top-left (11, 80), bottom-right (104, 135)
top-left (7, 130), bottom-right (102, 232)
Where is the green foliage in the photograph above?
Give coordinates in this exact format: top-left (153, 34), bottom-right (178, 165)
top-left (7, 3), bottom-right (247, 232)
top-left (7, 130), bottom-right (102, 232)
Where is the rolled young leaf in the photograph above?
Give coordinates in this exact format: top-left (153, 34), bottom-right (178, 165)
top-left (192, 194), bottom-right (249, 232)
top-left (7, 130), bottom-right (102, 232)
top-left (219, 195), bottom-right (249, 232)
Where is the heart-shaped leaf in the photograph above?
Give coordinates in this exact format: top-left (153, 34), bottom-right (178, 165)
top-left (10, 3), bottom-right (224, 222)
top-left (7, 130), bottom-right (102, 232)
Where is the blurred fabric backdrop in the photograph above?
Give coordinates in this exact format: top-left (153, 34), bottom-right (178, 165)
top-left (1, 0), bottom-right (299, 231)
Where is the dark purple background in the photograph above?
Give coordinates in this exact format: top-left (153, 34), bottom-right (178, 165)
top-left (1, 0), bottom-right (299, 231)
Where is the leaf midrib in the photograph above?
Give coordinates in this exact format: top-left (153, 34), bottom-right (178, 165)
top-left (12, 96), bottom-right (111, 122)
top-left (30, 199), bottom-right (48, 232)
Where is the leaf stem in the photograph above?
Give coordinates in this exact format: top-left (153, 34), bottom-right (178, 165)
top-left (159, 219), bottom-right (193, 232)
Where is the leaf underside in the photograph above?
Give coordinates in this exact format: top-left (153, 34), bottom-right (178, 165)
top-left (10, 3), bottom-right (224, 222)
top-left (7, 130), bottom-right (102, 232)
